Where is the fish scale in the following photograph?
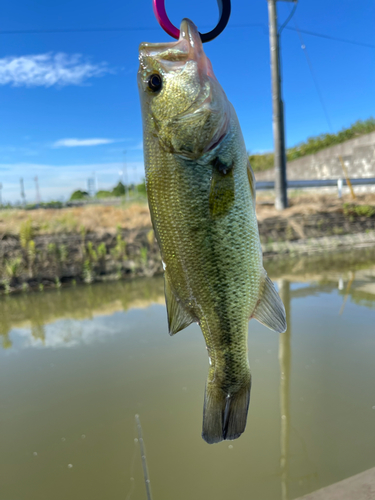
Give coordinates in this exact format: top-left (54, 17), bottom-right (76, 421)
top-left (138, 18), bottom-right (286, 444)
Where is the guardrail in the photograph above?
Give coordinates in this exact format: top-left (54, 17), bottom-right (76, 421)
top-left (256, 177), bottom-right (375, 198)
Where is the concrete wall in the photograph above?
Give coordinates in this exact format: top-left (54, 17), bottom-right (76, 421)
top-left (254, 131), bottom-right (375, 182)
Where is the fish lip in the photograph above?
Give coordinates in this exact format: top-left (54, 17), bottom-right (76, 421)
top-left (138, 39), bottom-right (184, 55)
top-left (138, 19), bottom-right (207, 68)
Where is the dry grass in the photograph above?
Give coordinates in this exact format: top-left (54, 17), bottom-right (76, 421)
top-left (255, 192), bottom-right (375, 221)
top-left (0, 202), bottom-right (152, 236)
top-left (0, 192), bottom-right (374, 237)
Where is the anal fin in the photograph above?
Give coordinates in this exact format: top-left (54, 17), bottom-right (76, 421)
top-left (164, 273), bottom-right (195, 336)
top-left (251, 274), bottom-right (287, 333)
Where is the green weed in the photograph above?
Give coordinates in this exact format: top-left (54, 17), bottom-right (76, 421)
top-left (140, 247), bottom-right (148, 266)
top-left (86, 241), bottom-right (98, 263)
top-left (83, 259), bottom-right (94, 283)
top-left (19, 219), bottom-right (33, 249)
top-left (343, 203), bottom-right (375, 218)
top-left (4, 257), bottom-right (22, 281)
top-left (111, 232), bottom-right (126, 262)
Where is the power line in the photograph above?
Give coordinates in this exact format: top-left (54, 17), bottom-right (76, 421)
top-left (278, 1), bottom-right (298, 35)
top-left (0, 26), bottom-right (157, 35)
top-left (293, 19), bottom-right (334, 132)
top-left (0, 24), bottom-right (374, 49)
top-left (284, 26), bottom-right (375, 49)
top-left (0, 23), bottom-right (266, 35)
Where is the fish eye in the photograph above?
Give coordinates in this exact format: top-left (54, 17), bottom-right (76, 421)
top-left (148, 73), bottom-right (162, 92)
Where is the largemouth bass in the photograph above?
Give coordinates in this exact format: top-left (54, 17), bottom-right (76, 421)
top-left (138, 19), bottom-right (286, 444)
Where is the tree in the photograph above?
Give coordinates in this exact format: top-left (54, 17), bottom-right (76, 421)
top-left (112, 182), bottom-right (125, 197)
top-left (70, 190), bottom-right (89, 201)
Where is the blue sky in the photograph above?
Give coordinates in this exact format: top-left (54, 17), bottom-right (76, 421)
top-left (1, 0), bottom-right (374, 203)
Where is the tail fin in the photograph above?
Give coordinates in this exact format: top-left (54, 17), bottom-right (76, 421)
top-left (202, 377), bottom-right (251, 444)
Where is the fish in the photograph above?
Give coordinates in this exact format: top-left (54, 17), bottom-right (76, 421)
top-left (137, 19), bottom-right (286, 444)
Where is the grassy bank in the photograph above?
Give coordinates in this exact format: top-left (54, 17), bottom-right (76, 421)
top-left (249, 117), bottom-right (375, 172)
top-left (0, 193), bottom-right (374, 294)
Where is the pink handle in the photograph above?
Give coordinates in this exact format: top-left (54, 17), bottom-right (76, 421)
top-left (152, 0), bottom-right (231, 43)
top-left (153, 0), bottom-right (180, 39)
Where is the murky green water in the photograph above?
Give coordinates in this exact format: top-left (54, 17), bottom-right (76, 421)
top-left (1, 250), bottom-right (375, 500)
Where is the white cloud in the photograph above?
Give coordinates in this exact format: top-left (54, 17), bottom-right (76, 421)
top-left (0, 52), bottom-right (112, 87)
top-left (52, 138), bottom-right (117, 148)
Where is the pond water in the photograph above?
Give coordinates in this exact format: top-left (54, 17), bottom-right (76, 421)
top-left (1, 250), bottom-right (375, 500)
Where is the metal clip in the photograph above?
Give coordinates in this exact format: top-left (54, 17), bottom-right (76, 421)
top-left (152, 0), bottom-right (231, 43)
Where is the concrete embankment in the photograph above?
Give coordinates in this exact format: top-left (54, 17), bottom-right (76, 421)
top-left (255, 130), bottom-right (375, 184)
top-left (296, 467), bottom-right (375, 500)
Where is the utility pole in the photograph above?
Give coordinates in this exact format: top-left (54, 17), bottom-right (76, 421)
top-left (94, 171), bottom-right (98, 193)
top-left (34, 176), bottom-right (41, 205)
top-left (0, 183), bottom-right (2, 206)
top-left (267, 0), bottom-right (295, 210)
top-left (20, 177), bottom-right (26, 207)
top-left (123, 150), bottom-right (129, 201)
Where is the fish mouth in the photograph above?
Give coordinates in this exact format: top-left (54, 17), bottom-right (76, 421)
top-left (139, 39), bottom-right (189, 65)
top-left (138, 19), bottom-right (215, 78)
top-left (138, 20), bottom-right (192, 66)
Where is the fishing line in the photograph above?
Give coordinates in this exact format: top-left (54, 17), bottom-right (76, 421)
top-left (135, 414), bottom-right (153, 500)
top-left (125, 419), bottom-right (139, 500)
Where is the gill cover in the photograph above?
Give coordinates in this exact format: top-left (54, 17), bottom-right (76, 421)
top-left (138, 19), bottom-right (230, 159)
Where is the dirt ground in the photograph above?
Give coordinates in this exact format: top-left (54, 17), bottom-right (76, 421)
top-left (255, 192), bottom-right (375, 221)
top-left (1, 192), bottom-right (374, 237)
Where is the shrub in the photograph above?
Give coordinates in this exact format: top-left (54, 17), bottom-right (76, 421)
top-left (248, 153), bottom-right (274, 172)
top-left (96, 190), bottom-right (112, 198)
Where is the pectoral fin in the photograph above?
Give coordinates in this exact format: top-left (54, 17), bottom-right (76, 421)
top-left (164, 273), bottom-right (195, 335)
top-left (247, 160), bottom-right (256, 201)
top-left (251, 274), bottom-right (287, 333)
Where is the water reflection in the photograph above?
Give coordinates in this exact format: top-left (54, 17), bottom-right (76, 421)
top-left (274, 258), bottom-right (375, 498)
top-left (278, 280), bottom-right (291, 500)
top-left (1, 250), bottom-right (375, 500)
top-left (0, 276), bottom-right (165, 349)
top-left (1, 250), bottom-right (374, 351)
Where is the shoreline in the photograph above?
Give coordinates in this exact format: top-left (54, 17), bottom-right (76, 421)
top-left (1, 193), bottom-right (374, 295)
top-left (1, 228), bottom-right (374, 295)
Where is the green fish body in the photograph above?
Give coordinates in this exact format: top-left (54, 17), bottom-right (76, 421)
top-left (138, 19), bottom-right (286, 444)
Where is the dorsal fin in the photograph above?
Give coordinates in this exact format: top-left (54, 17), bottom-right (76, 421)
top-left (251, 274), bottom-right (287, 333)
top-left (164, 273), bottom-right (196, 335)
